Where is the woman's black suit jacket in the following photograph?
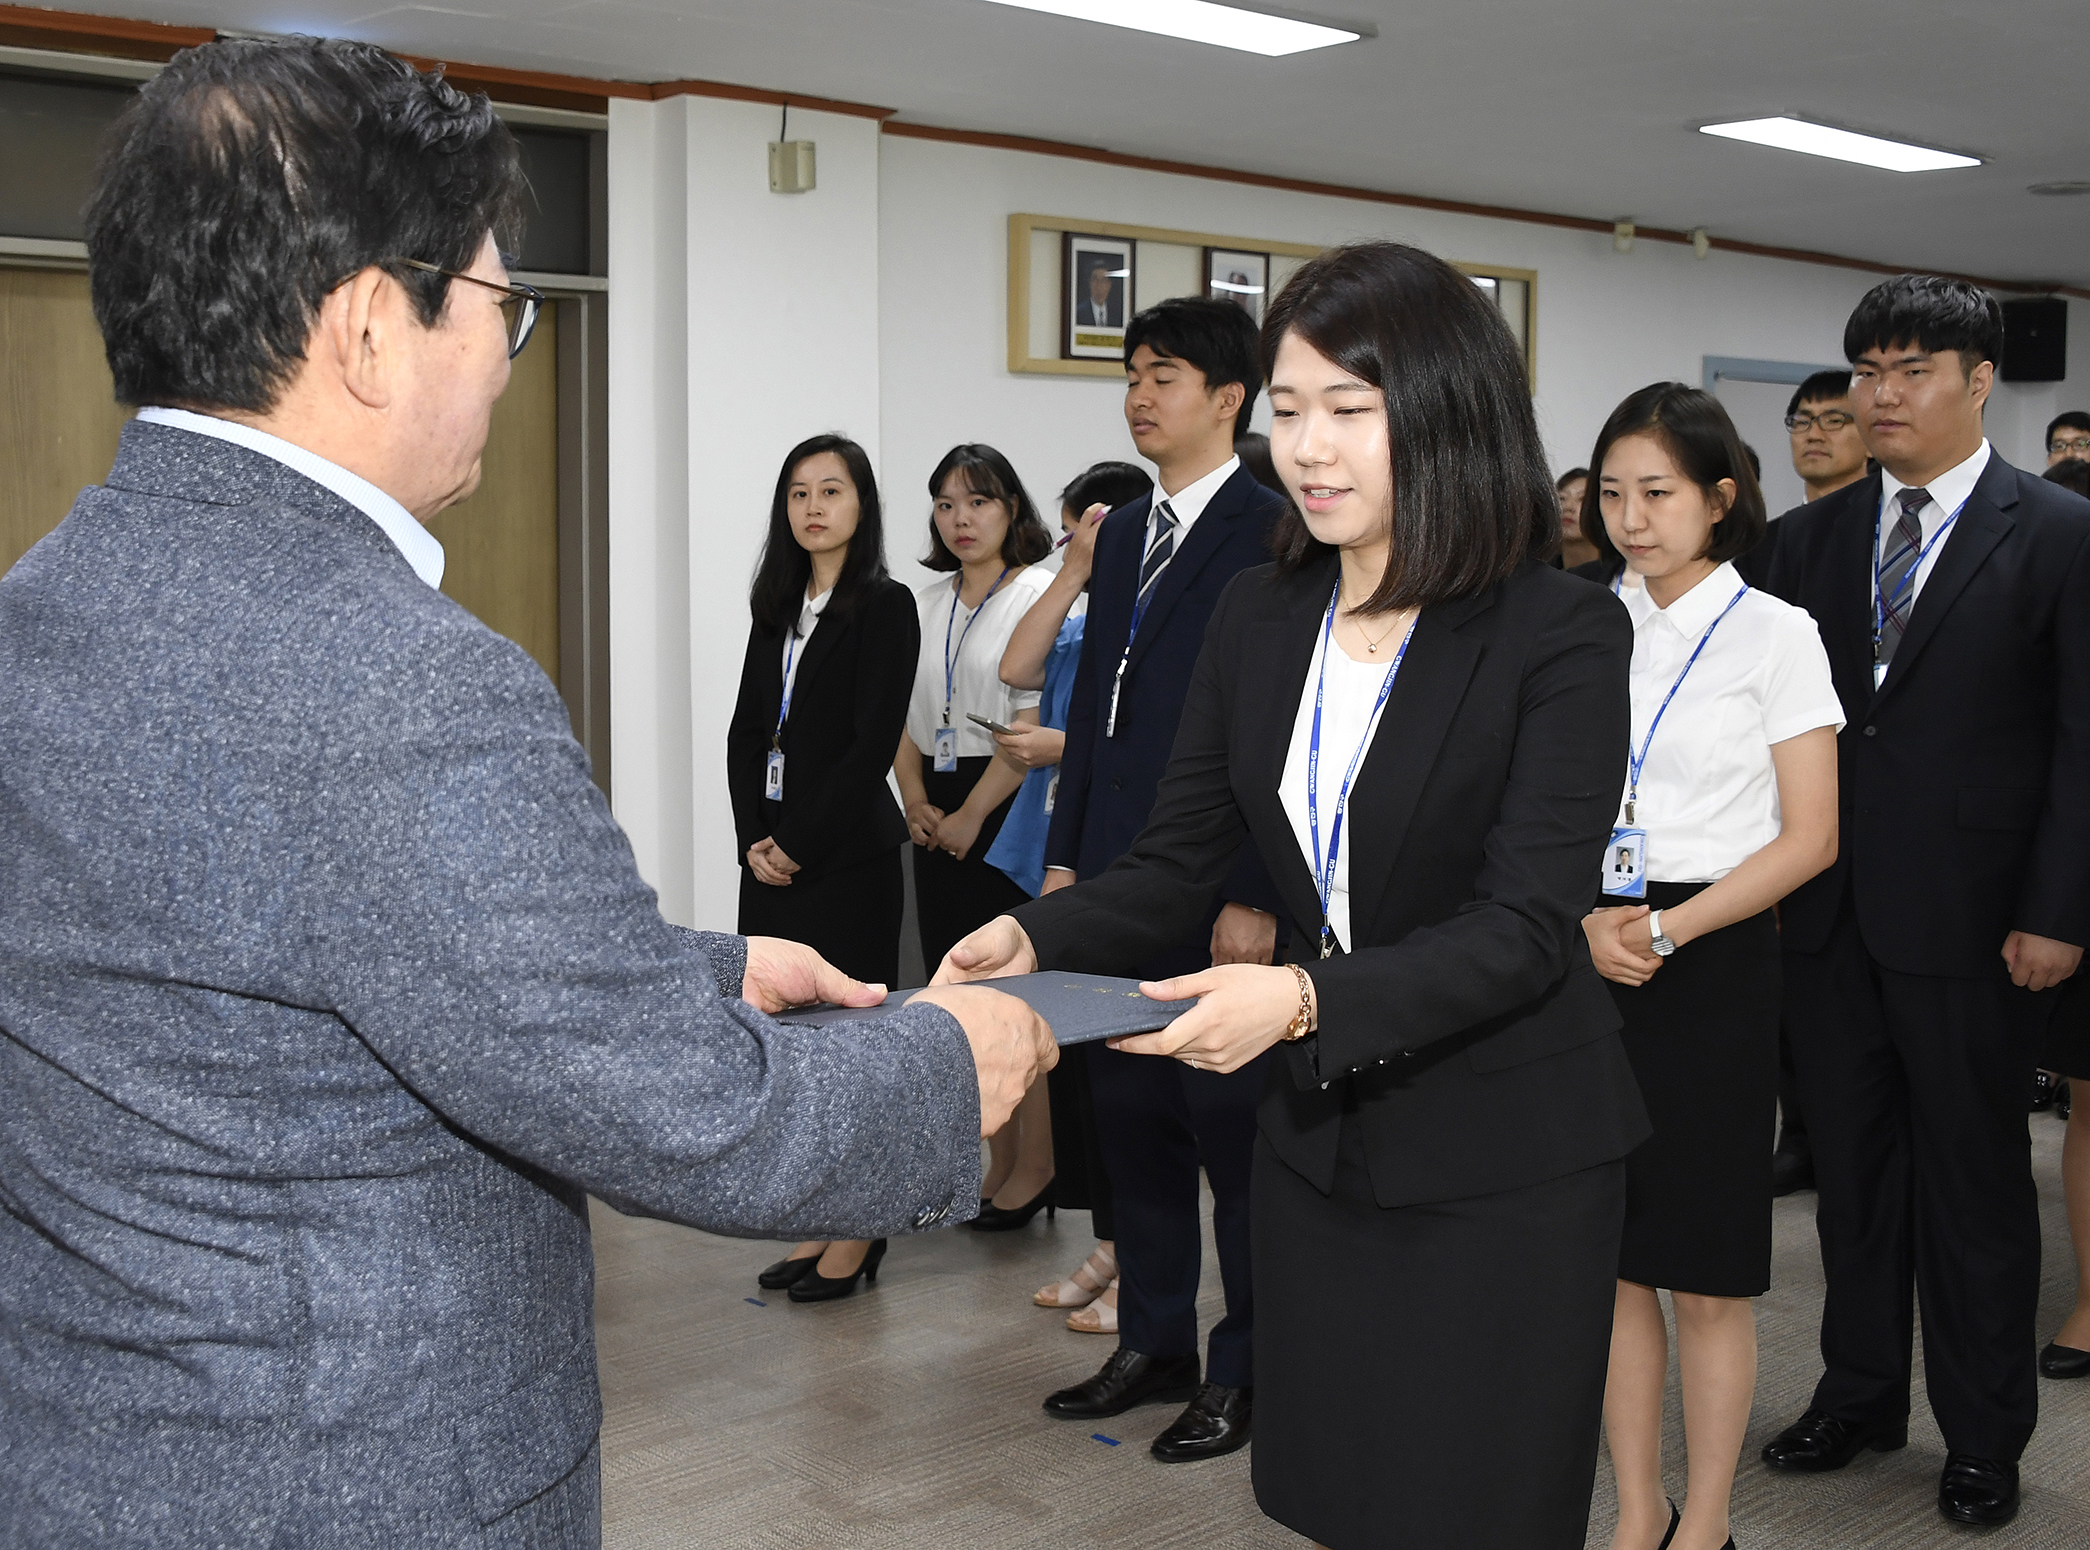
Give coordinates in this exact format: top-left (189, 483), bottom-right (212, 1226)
top-left (726, 577), bottom-right (918, 881)
top-left (1014, 555), bottom-right (1651, 1208)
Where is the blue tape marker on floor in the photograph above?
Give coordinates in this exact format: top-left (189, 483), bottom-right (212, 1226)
top-left (745, 1297), bottom-right (766, 1307)
top-left (1090, 1434), bottom-right (1120, 1446)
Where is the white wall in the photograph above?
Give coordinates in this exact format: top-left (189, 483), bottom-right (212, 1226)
top-left (611, 112), bottom-right (2088, 927)
top-left (609, 95), bottom-right (882, 928)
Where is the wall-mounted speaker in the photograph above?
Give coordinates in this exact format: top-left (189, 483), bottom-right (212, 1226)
top-left (2001, 297), bottom-right (2067, 382)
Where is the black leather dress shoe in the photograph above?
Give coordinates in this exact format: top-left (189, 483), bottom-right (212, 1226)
top-left (1043, 1349), bottom-right (1200, 1420)
top-left (786, 1239), bottom-right (886, 1302)
top-left (1150, 1382), bottom-right (1251, 1462)
top-left (1939, 1453), bottom-right (2019, 1527)
top-left (1760, 1408), bottom-right (1907, 1472)
top-left (1770, 1148), bottom-right (1815, 1197)
top-left (756, 1252), bottom-right (823, 1290)
top-left (2040, 1340), bottom-right (2090, 1378)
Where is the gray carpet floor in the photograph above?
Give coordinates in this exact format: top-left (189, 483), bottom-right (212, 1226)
top-left (594, 1112), bottom-right (2090, 1547)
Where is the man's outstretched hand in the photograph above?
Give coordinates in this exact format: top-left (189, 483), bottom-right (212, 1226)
top-left (906, 982), bottom-right (1057, 1135)
top-left (931, 914), bottom-right (1039, 984)
top-left (741, 936), bottom-right (888, 1014)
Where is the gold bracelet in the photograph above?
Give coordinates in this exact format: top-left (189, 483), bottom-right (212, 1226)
top-left (1281, 963), bottom-right (1316, 1042)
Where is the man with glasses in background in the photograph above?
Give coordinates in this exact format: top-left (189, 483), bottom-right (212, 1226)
top-left (1788, 369), bottom-right (1873, 503)
top-left (2047, 411), bottom-right (2090, 467)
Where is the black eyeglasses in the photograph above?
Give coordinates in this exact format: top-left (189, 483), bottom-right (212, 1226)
top-left (1785, 410), bottom-right (1855, 433)
top-left (387, 258), bottom-right (544, 358)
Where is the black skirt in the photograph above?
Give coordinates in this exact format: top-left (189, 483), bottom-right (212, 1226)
top-left (1605, 881), bottom-right (1780, 1297)
top-left (1251, 1123), bottom-right (1625, 1550)
top-left (2041, 971), bottom-right (2090, 1078)
top-left (912, 755), bottom-right (1029, 975)
top-left (736, 846), bottom-right (904, 988)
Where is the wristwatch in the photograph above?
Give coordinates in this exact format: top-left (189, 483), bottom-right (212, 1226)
top-left (1648, 909), bottom-right (1677, 958)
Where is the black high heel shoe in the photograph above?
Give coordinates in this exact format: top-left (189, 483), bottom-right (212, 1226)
top-left (969, 1178), bottom-right (1056, 1232)
top-left (756, 1250), bottom-right (825, 1291)
top-left (787, 1239), bottom-right (887, 1302)
top-left (1655, 1499), bottom-right (1680, 1550)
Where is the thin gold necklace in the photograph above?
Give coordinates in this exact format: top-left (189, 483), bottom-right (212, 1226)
top-left (1343, 601), bottom-right (1406, 654)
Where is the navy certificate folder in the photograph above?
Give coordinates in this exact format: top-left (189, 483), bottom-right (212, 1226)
top-left (773, 971), bottom-right (1196, 1046)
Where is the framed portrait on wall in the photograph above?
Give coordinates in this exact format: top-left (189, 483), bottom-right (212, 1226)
top-left (1204, 248), bottom-right (1269, 324)
top-left (1062, 233), bottom-right (1135, 360)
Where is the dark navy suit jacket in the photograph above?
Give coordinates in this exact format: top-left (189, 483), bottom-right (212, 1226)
top-left (1044, 461), bottom-right (1285, 973)
top-left (1763, 452), bottom-right (2090, 974)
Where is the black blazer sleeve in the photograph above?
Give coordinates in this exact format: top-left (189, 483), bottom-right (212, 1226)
top-left (2017, 497), bottom-right (2090, 946)
top-left (725, 625), bottom-right (776, 858)
top-left (768, 584), bottom-right (919, 868)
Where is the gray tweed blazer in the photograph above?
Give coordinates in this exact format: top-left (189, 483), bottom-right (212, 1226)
top-left (0, 421), bottom-right (981, 1548)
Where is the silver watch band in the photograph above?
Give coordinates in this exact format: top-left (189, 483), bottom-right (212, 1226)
top-left (1649, 907), bottom-right (1677, 957)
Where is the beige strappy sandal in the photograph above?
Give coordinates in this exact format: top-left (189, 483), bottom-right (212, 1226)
top-left (1066, 1277), bottom-right (1119, 1334)
top-left (1035, 1244), bottom-right (1117, 1309)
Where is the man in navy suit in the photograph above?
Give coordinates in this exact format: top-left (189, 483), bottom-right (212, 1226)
top-left (1759, 275), bottom-right (2090, 1528)
top-left (1031, 297), bottom-right (1288, 1461)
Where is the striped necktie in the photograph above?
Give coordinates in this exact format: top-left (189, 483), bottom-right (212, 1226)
top-left (1875, 486), bottom-right (1928, 668)
top-left (1138, 501), bottom-right (1179, 599)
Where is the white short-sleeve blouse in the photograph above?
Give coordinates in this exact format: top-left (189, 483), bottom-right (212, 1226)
top-left (1617, 561), bottom-right (1845, 883)
top-left (904, 566), bottom-right (1052, 759)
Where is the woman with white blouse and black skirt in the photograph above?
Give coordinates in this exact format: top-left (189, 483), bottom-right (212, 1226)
top-left (1581, 384), bottom-right (1844, 1550)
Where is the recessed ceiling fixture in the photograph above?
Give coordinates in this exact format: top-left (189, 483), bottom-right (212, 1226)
top-left (1698, 116), bottom-right (1979, 173)
top-left (976, 0), bottom-right (1367, 56)
top-left (2028, 180), bottom-right (2090, 197)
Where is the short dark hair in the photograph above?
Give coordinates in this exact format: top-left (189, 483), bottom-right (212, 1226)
top-left (1059, 460), bottom-right (1151, 517)
top-left (1261, 241), bottom-right (1555, 612)
top-left (1124, 296), bottom-right (1261, 434)
top-left (748, 435), bottom-right (889, 637)
top-left (2045, 460), bottom-right (2090, 499)
top-left (1555, 466), bottom-right (1590, 491)
top-left (1585, 383), bottom-right (1768, 570)
top-left (1843, 274), bottom-right (2004, 375)
top-left (2046, 411), bottom-right (2090, 445)
top-left (1786, 370), bottom-right (1854, 419)
top-left (85, 37), bottom-right (526, 412)
top-left (923, 444), bottom-right (1055, 572)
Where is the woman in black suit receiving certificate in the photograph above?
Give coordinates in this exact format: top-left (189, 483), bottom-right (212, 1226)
top-left (934, 242), bottom-right (1650, 1549)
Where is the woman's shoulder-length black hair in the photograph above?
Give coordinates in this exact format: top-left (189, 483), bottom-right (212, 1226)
top-left (1583, 383), bottom-right (1768, 572)
top-left (1261, 241), bottom-right (1557, 612)
top-left (748, 434), bottom-right (890, 637)
top-left (922, 443), bottom-right (1055, 572)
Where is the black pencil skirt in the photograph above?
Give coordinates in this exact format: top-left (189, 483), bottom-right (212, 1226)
top-left (1252, 1122), bottom-right (1626, 1550)
top-left (1605, 881), bottom-right (1781, 1297)
top-left (2041, 971), bottom-right (2090, 1079)
top-left (912, 755), bottom-right (1029, 975)
top-left (736, 846), bottom-right (904, 988)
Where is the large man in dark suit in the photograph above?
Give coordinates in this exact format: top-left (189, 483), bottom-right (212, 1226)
top-left (1029, 297), bottom-right (1287, 1462)
top-left (1759, 275), bottom-right (2090, 1529)
top-left (0, 40), bottom-right (1052, 1549)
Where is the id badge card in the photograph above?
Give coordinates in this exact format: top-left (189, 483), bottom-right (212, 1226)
top-left (933, 726), bottom-right (959, 772)
top-left (1043, 770), bottom-right (1060, 815)
top-left (1602, 826), bottom-right (1648, 900)
top-left (763, 750), bottom-right (785, 801)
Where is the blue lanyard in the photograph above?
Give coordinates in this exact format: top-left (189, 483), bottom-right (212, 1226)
top-left (943, 567), bottom-right (1011, 725)
top-left (1306, 586), bottom-right (1417, 957)
top-left (1871, 493), bottom-right (1967, 663)
top-left (1623, 582), bottom-right (1750, 823)
top-left (774, 628), bottom-right (802, 750)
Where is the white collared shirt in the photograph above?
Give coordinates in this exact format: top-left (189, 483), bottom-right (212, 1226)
top-left (1147, 455), bottom-right (1238, 553)
top-left (780, 585), bottom-right (832, 702)
top-left (1617, 561), bottom-right (1845, 883)
top-left (135, 406), bottom-right (445, 588)
top-left (1879, 439), bottom-right (1990, 604)
top-left (904, 566), bottom-right (1052, 759)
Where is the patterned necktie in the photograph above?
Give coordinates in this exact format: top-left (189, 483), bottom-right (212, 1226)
top-left (1875, 486), bottom-right (1929, 668)
top-left (1137, 501), bottom-right (1179, 599)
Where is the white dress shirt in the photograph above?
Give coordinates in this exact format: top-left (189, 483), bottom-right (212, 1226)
top-left (905, 566), bottom-right (1052, 758)
top-left (1145, 455), bottom-right (1238, 559)
top-left (1879, 439), bottom-right (1990, 604)
top-left (1617, 561), bottom-right (1846, 883)
top-left (135, 406), bottom-right (444, 588)
top-left (780, 585), bottom-right (831, 705)
top-left (1278, 617), bottom-right (1403, 953)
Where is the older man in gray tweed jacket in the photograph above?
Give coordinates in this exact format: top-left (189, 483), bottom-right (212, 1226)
top-left (0, 38), bottom-right (1053, 1550)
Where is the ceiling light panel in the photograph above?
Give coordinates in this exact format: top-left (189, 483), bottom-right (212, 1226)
top-left (977, 0), bottom-right (1364, 57)
top-left (1698, 116), bottom-right (1980, 173)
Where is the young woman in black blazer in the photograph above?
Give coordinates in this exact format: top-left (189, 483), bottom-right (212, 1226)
top-left (727, 433), bottom-right (918, 1303)
top-left (934, 243), bottom-right (1650, 1550)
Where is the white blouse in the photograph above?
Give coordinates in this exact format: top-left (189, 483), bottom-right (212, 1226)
top-left (1278, 621), bottom-right (1403, 954)
top-left (904, 567), bottom-right (1051, 758)
top-left (779, 585), bottom-right (832, 705)
top-left (1617, 561), bottom-right (1845, 883)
